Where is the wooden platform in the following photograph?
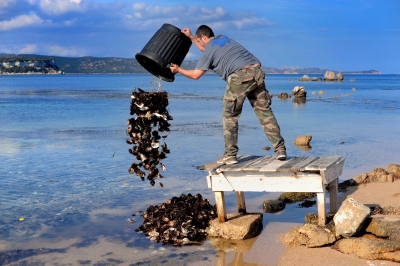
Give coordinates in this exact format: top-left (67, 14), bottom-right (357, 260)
top-left (205, 155), bottom-right (345, 225)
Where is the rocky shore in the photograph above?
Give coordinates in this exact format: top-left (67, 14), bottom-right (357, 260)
top-left (278, 163), bottom-right (400, 265)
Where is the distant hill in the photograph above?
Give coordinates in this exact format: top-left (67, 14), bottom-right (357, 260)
top-left (0, 54), bottom-right (380, 74)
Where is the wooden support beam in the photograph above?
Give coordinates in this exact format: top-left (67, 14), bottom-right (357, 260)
top-left (236, 191), bottom-right (246, 213)
top-left (328, 178), bottom-right (338, 213)
top-left (215, 191), bottom-right (227, 222)
top-left (317, 185), bottom-right (327, 225)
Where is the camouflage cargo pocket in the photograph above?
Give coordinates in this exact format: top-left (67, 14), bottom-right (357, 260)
top-left (224, 98), bottom-right (237, 115)
top-left (228, 71), bottom-right (254, 85)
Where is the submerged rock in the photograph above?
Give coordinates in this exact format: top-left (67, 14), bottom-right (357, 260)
top-left (263, 199), bottom-right (285, 213)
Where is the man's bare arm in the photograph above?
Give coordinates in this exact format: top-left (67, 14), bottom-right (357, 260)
top-left (170, 64), bottom-right (206, 80)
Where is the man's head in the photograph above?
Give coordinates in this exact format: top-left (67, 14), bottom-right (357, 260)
top-left (195, 25), bottom-right (214, 38)
top-left (195, 25), bottom-right (214, 48)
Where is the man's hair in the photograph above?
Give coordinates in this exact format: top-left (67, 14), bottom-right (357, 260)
top-left (195, 25), bottom-right (215, 38)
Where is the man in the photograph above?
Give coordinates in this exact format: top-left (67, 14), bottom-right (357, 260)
top-left (170, 25), bottom-right (286, 164)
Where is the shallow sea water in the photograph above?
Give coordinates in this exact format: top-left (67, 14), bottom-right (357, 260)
top-left (0, 73), bottom-right (400, 265)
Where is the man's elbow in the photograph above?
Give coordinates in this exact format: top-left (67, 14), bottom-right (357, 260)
top-left (191, 70), bottom-right (205, 80)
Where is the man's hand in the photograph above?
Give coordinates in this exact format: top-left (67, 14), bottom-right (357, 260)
top-left (170, 63), bottom-right (180, 74)
top-left (181, 28), bottom-right (193, 38)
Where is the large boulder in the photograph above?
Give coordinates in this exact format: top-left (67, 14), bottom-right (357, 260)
top-left (281, 224), bottom-right (336, 248)
top-left (336, 72), bottom-right (344, 81)
top-left (292, 86), bottom-right (307, 97)
top-left (333, 198), bottom-right (370, 238)
top-left (324, 71), bottom-right (338, 81)
top-left (298, 75), bottom-right (310, 81)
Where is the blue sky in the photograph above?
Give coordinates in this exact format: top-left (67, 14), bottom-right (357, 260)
top-left (1, 0), bottom-right (399, 73)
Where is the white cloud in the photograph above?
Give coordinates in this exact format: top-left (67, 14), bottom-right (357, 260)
top-left (48, 45), bottom-right (86, 56)
top-left (232, 17), bottom-right (276, 29)
top-left (184, 52), bottom-right (196, 59)
top-left (0, 0), bottom-right (16, 9)
top-left (19, 44), bottom-right (38, 53)
top-left (39, 0), bottom-right (87, 15)
top-left (132, 2), bottom-right (146, 11)
top-left (126, 3), bottom-right (275, 31)
top-left (0, 14), bottom-right (43, 30)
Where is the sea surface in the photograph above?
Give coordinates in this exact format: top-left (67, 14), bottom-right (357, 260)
top-left (1, 73), bottom-right (400, 265)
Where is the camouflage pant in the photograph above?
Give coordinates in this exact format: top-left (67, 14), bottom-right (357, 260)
top-left (223, 66), bottom-right (285, 156)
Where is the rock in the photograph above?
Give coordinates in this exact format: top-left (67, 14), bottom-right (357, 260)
top-left (263, 199), bottom-right (285, 213)
top-left (294, 135), bottom-right (312, 146)
top-left (299, 75), bottom-right (310, 81)
top-left (206, 213), bottom-right (263, 240)
top-left (352, 173), bottom-right (369, 184)
top-left (336, 72), bottom-right (344, 81)
top-left (335, 234), bottom-right (400, 262)
top-left (292, 86), bottom-right (307, 97)
top-left (279, 192), bottom-right (316, 203)
top-left (350, 166), bottom-right (400, 184)
top-left (277, 92), bottom-right (291, 98)
top-left (324, 71), bottom-right (338, 81)
top-left (305, 213), bottom-right (319, 224)
top-left (281, 224), bottom-right (336, 248)
top-left (319, 90), bottom-right (325, 94)
top-left (365, 216), bottom-right (400, 238)
top-left (387, 164), bottom-right (400, 174)
top-left (333, 198), bottom-right (370, 238)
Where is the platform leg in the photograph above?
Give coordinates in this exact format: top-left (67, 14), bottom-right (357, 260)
top-left (235, 191), bottom-right (246, 214)
top-left (328, 178), bottom-right (338, 213)
top-left (317, 185), bottom-right (327, 225)
top-left (215, 191), bottom-right (227, 223)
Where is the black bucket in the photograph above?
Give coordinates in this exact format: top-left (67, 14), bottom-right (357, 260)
top-left (136, 24), bottom-right (192, 82)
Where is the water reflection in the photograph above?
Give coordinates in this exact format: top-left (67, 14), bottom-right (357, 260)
top-left (292, 97), bottom-right (306, 105)
top-left (210, 237), bottom-right (261, 266)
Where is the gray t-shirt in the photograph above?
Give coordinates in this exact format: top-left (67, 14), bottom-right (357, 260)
top-left (195, 35), bottom-right (260, 81)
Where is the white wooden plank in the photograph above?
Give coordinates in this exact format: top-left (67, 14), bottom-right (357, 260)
top-left (241, 156), bottom-right (275, 171)
top-left (304, 156), bottom-right (342, 171)
top-left (320, 158), bottom-right (345, 184)
top-left (211, 173), bottom-right (235, 191)
top-left (206, 175), bottom-right (212, 189)
top-left (258, 157), bottom-right (295, 172)
top-left (211, 173), bottom-right (324, 192)
top-left (291, 156), bottom-right (319, 171)
top-left (276, 157), bottom-right (318, 172)
top-left (218, 155), bottom-right (257, 172)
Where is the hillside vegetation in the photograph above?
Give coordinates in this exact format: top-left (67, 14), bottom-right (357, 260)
top-left (0, 54), bottom-right (380, 74)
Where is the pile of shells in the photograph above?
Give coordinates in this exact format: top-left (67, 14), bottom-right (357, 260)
top-left (127, 88), bottom-right (172, 186)
top-left (135, 193), bottom-right (218, 246)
